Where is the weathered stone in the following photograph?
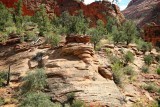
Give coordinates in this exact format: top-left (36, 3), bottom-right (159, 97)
top-left (98, 66), bottom-right (113, 80)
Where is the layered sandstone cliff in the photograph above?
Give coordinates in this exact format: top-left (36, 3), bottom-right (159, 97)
top-left (123, 0), bottom-right (160, 27)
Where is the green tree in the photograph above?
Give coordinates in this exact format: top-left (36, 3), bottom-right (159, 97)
top-left (20, 92), bottom-right (54, 107)
top-left (32, 5), bottom-right (52, 35)
top-left (71, 10), bottom-right (89, 34)
top-left (0, 3), bottom-right (14, 31)
top-left (14, 0), bottom-right (23, 28)
top-left (106, 17), bottom-right (117, 33)
top-left (90, 20), bottom-right (106, 49)
top-left (112, 26), bottom-right (124, 44)
top-left (123, 51), bottom-right (134, 65)
top-left (122, 20), bottom-right (138, 45)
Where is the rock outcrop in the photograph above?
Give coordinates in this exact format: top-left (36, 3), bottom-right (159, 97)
top-left (0, 0), bottom-right (125, 26)
top-left (122, 0), bottom-right (160, 27)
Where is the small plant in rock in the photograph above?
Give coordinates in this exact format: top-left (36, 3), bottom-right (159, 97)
top-left (155, 55), bottom-right (160, 63)
top-left (20, 69), bottom-right (47, 94)
top-left (144, 54), bottom-right (153, 66)
top-left (141, 66), bottom-right (149, 73)
top-left (156, 67), bottom-right (160, 75)
top-left (19, 92), bottom-right (54, 107)
top-left (109, 55), bottom-right (122, 65)
top-left (142, 83), bottom-right (159, 93)
top-left (111, 62), bottom-right (124, 86)
top-left (71, 100), bottom-right (85, 107)
top-left (123, 51), bottom-right (134, 65)
top-left (0, 71), bottom-right (8, 87)
top-left (105, 48), bottom-right (112, 56)
top-left (123, 66), bottom-right (135, 76)
top-left (0, 97), bottom-right (5, 106)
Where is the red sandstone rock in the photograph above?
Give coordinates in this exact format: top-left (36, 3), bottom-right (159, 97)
top-left (0, 0), bottom-right (125, 26)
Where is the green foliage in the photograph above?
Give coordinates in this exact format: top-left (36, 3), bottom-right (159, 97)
top-left (0, 97), bottom-right (5, 106)
top-left (71, 100), bottom-right (85, 107)
top-left (123, 66), bottom-right (135, 76)
top-left (111, 62), bottom-right (124, 86)
top-left (0, 71), bottom-right (8, 87)
top-left (144, 54), bottom-right (153, 66)
top-left (121, 20), bottom-right (138, 45)
top-left (20, 69), bottom-right (47, 94)
top-left (106, 17), bottom-right (117, 33)
top-left (45, 32), bottom-right (61, 47)
top-left (19, 92), bottom-right (54, 107)
top-left (56, 10), bottom-right (89, 35)
top-left (109, 55), bottom-right (122, 64)
top-left (112, 26), bottom-right (124, 44)
top-left (155, 55), bottom-right (160, 63)
top-left (89, 20), bottom-right (106, 49)
top-left (32, 5), bottom-right (52, 35)
top-left (123, 51), bottom-right (134, 64)
top-left (156, 67), bottom-right (160, 75)
top-left (142, 83), bottom-right (159, 93)
top-left (141, 66), bottom-right (149, 73)
top-left (14, 0), bottom-right (23, 28)
top-left (136, 39), bottom-right (152, 54)
top-left (0, 3), bottom-right (14, 31)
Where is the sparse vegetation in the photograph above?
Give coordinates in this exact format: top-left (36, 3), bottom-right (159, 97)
top-left (111, 62), bottom-right (124, 86)
top-left (141, 66), bottom-right (149, 73)
top-left (19, 92), bottom-right (54, 107)
top-left (20, 69), bottom-right (47, 94)
top-left (123, 51), bottom-right (134, 65)
top-left (142, 83), bottom-right (159, 93)
top-left (144, 54), bottom-right (153, 66)
top-left (123, 66), bottom-right (135, 76)
top-left (0, 71), bottom-right (8, 87)
top-left (0, 97), bottom-right (5, 106)
top-left (156, 67), bottom-right (160, 75)
top-left (71, 100), bottom-right (85, 107)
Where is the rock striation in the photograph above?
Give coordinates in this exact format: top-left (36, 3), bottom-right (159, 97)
top-left (122, 0), bottom-right (160, 27)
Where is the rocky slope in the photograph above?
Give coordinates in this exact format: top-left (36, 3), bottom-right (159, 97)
top-left (122, 0), bottom-right (160, 27)
top-left (0, 0), bottom-right (125, 26)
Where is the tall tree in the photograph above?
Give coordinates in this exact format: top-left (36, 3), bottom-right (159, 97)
top-left (32, 4), bottom-right (52, 35)
top-left (14, 0), bottom-right (23, 27)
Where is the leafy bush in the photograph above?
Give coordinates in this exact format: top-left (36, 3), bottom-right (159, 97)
top-left (123, 66), bottom-right (135, 76)
top-left (20, 69), bottom-right (47, 93)
top-left (155, 55), bottom-right (160, 63)
top-left (0, 97), bottom-right (5, 106)
top-left (111, 62), bottom-right (124, 86)
top-left (109, 55), bottom-right (122, 64)
top-left (142, 83), bottom-right (159, 93)
top-left (45, 32), bottom-right (61, 47)
top-left (71, 100), bottom-right (85, 107)
top-left (156, 67), bottom-right (160, 75)
top-left (123, 51), bottom-right (134, 65)
top-left (112, 26), bottom-right (124, 44)
top-left (105, 48), bottom-right (112, 56)
top-left (0, 71), bottom-right (8, 87)
top-left (144, 55), bottom-right (153, 66)
top-left (141, 66), bottom-right (149, 73)
top-left (19, 92), bottom-right (54, 107)
top-left (137, 40), bottom-right (151, 54)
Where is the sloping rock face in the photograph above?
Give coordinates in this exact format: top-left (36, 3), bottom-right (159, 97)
top-left (45, 36), bottom-right (124, 106)
top-left (122, 0), bottom-right (160, 27)
top-left (0, 0), bottom-right (125, 26)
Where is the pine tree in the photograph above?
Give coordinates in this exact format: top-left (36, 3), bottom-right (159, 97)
top-left (0, 3), bottom-right (14, 31)
top-left (14, 0), bottom-right (23, 28)
top-left (32, 5), bottom-right (52, 35)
